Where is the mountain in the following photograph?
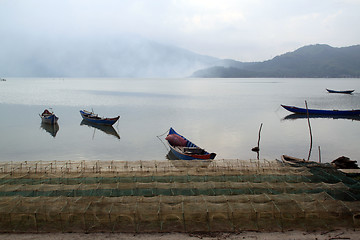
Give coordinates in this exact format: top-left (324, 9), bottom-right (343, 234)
top-left (2, 38), bottom-right (360, 78)
top-left (192, 44), bottom-right (360, 78)
top-left (0, 35), bottom-right (220, 78)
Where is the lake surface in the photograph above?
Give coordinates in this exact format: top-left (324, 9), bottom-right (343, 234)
top-left (0, 78), bottom-right (359, 163)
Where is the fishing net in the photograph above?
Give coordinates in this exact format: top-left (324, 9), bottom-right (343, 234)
top-left (0, 159), bottom-right (359, 232)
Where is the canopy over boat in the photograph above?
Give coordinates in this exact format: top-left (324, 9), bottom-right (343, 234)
top-left (165, 127), bottom-right (216, 160)
top-left (281, 104), bottom-right (360, 116)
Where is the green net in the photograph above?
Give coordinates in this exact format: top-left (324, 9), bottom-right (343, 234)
top-left (0, 159), bottom-right (359, 232)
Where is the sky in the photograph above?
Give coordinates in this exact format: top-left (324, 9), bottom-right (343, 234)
top-left (0, 0), bottom-right (359, 62)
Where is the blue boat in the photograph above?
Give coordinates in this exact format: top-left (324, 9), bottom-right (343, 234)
top-left (39, 109), bottom-right (59, 125)
top-left (80, 110), bottom-right (120, 126)
top-left (281, 104), bottom-right (360, 116)
top-left (326, 88), bottom-right (354, 94)
top-left (165, 127), bottom-right (216, 160)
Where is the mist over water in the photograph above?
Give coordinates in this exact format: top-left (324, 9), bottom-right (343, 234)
top-left (0, 78), bottom-right (360, 163)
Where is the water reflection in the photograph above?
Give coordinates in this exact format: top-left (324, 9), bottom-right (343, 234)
top-left (167, 150), bottom-right (212, 170)
top-left (283, 114), bottom-right (360, 121)
top-left (80, 120), bottom-right (120, 139)
top-left (40, 122), bottom-right (59, 137)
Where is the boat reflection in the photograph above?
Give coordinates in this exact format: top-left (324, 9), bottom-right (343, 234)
top-left (283, 114), bottom-right (360, 121)
top-left (80, 120), bottom-right (120, 139)
top-left (40, 122), bottom-right (59, 137)
top-left (167, 150), bottom-right (212, 170)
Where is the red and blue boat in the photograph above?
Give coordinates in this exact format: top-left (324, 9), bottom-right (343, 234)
top-left (165, 127), bottom-right (216, 160)
top-left (39, 109), bottom-right (59, 125)
top-left (80, 110), bottom-right (120, 126)
top-left (281, 104), bottom-right (360, 116)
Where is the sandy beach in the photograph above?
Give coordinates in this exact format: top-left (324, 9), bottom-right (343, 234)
top-left (1, 230), bottom-right (360, 240)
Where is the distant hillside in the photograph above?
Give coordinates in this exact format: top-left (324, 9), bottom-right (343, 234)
top-left (192, 44), bottom-right (360, 78)
top-left (0, 35), bottom-right (220, 78)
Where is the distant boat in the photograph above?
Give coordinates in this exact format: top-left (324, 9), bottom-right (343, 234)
top-left (326, 88), bottom-right (354, 94)
top-left (0, 78), bottom-right (6, 81)
top-left (80, 110), bottom-right (120, 126)
top-left (281, 104), bottom-right (360, 116)
top-left (165, 127), bottom-right (216, 160)
top-left (39, 109), bottom-right (59, 125)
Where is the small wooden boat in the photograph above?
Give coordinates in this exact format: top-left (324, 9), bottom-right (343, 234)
top-left (326, 88), bottom-right (354, 94)
top-left (39, 109), bottom-right (59, 125)
top-left (165, 127), bottom-right (216, 160)
top-left (281, 104), bottom-right (360, 116)
top-left (80, 110), bottom-right (120, 126)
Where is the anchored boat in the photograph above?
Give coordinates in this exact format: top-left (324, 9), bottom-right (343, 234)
top-left (281, 104), bottom-right (360, 116)
top-left (326, 88), bottom-right (354, 94)
top-left (39, 109), bottom-right (59, 125)
top-left (80, 110), bottom-right (120, 126)
top-left (165, 127), bottom-right (216, 160)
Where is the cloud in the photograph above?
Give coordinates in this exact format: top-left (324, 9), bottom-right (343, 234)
top-left (0, 0), bottom-right (359, 61)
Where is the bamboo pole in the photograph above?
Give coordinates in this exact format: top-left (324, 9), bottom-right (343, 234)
top-left (305, 101), bottom-right (313, 161)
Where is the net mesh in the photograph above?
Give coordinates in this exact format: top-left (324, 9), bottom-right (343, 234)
top-left (0, 159), bottom-right (359, 232)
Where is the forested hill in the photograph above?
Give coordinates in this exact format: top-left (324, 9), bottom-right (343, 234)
top-left (192, 44), bottom-right (360, 78)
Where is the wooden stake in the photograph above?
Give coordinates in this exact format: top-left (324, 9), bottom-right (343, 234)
top-left (305, 101), bottom-right (313, 161)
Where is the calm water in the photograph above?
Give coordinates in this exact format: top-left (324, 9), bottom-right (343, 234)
top-left (0, 78), bottom-right (359, 163)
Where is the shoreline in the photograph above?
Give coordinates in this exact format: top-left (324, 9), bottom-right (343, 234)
top-left (1, 230), bottom-right (360, 240)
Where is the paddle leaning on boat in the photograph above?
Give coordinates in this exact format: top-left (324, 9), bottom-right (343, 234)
top-left (281, 104), bottom-right (360, 116)
top-left (80, 110), bottom-right (120, 126)
top-left (165, 127), bottom-right (216, 160)
top-left (39, 109), bottom-right (59, 125)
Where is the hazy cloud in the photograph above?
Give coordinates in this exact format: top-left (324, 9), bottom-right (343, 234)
top-left (0, 0), bottom-right (359, 61)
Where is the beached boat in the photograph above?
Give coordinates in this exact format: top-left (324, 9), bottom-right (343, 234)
top-left (39, 109), bottom-right (59, 125)
top-left (281, 104), bottom-right (360, 116)
top-left (165, 127), bottom-right (216, 160)
top-left (80, 110), bottom-right (120, 126)
top-left (326, 88), bottom-right (354, 94)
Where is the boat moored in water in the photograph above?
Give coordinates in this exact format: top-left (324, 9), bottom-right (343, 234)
top-left (39, 109), bottom-right (59, 125)
top-left (80, 110), bottom-right (120, 126)
top-left (281, 104), bottom-right (360, 116)
top-left (326, 88), bottom-right (354, 94)
top-left (165, 127), bottom-right (216, 160)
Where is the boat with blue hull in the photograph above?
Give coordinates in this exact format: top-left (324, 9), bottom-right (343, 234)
top-left (281, 104), bottom-right (360, 116)
top-left (326, 88), bottom-right (354, 94)
top-left (39, 109), bottom-right (59, 125)
top-left (80, 110), bottom-right (120, 126)
top-left (165, 127), bottom-right (216, 160)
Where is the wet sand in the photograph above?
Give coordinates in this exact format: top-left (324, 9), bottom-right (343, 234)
top-left (1, 230), bottom-right (360, 240)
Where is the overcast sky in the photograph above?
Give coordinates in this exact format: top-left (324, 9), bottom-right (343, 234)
top-left (1, 0), bottom-right (359, 62)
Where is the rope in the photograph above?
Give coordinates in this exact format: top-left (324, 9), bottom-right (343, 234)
top-left (156, 129), bottom-right (169, 138)
top-left (157, 129), bottom-right (170, 151)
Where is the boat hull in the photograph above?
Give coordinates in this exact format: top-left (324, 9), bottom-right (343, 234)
top-left (80, 110), bottom-right (119, 126)
top-left (281, 104), bottom-right (360, 116)
top-left (326, 88), bottom-right (354, 94)
top-left (40, 114), bottom-right (58, 124)
top-left (166, 127), bottom-right (216, 160)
